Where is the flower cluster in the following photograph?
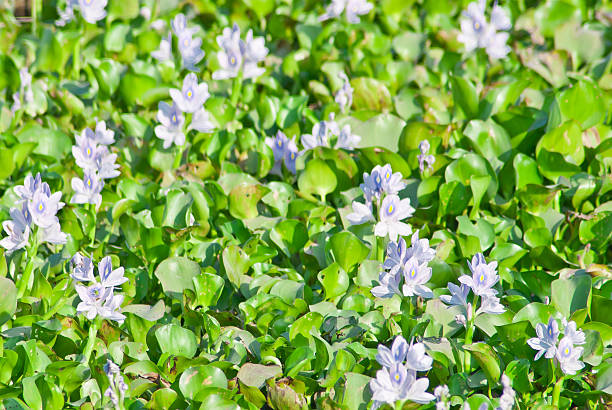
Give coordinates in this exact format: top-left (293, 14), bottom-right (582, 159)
top-left (458, 0), bottom-right (512, 59)
top-left (370, 335), bottom-right (435, 409)
top-left (151, 13), bottom-right (205, 72)
top-left (372, 231), bottom-right (436, 299)
top-left (265, 131), bottom-right (299, 175)
top-left (104, 360), bottom-right (128, 407)
top-left (56, 0), bottom-right (108, 26)
top-left (440, 253), bottom-right (506, 323)
top-left (335, 72), bottom-right (353, 113)
top-left (418, 140), bottom-right (435, 173)
top-left (71, 121), bottom-right (120, 208)
top-left (347, 164), bottom-right (414, 241)
top-left (319, 0), bottom-right (373, 24)
top-left (0, 173), bottom-right (67, 253)
top-left (11, 67), bottom-right (33, 113)
top-left (155, 73), bottom-right (215, 149)
top-left (301, 113), bottom-right (361, 152)
top-left (71, 253), bottom-right (127, 324)
top-left (527, 317), bottom-right (585, 375)
top-left (212, 23), bottom-right (268, 81)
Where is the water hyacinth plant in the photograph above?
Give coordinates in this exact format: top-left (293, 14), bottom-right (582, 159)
top-left (0, 1), bottom-right (609, 409)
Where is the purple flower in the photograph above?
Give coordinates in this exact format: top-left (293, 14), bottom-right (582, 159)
top-left (76, 283), bottom-right (125, 324)
top-left (170, 73), bottom-right (210, 113)
top-left (71, 253), bottom-right (95, 282)
top-left (39, 221), bottom-right (68, 245)
top-left (556, 336), bottom-right (584, 375)
top-left (56, 0), bottom-right (76, 26)
top-left (177, 31), bottom-right (205, 72)
top-left (98, 256), bottom-right (128, 288)
top-left (71, 171), bottom-right (103, 207)
top-left (94, 121), bottom-right (115, 145)
top-left (188, 108), bottom-right (215, 133)
top-left (95, 148), bottom-right (120, 180)
top-left (562, 320), bottom-right (586, 346)
top-left (335, 71), bottom-right (353, 113)
top-left (28, 189), bottom-right (64, 229)
top-left (401, 256), bottom-right (433, 299)
top-left (417, 140), bottom-right (435, 172)
top-left (73, 130), bottom-right (101, 171)
top-left (346, 201), bottom-right (375, 226)
top-left (440, 282), bottom-right (470, 307)
top-left (335, 124), bottom-right (360, 150)
top-left (376, 336), bottom-right (409, 368)
top-left (374, 195), bottom-right (414, 241)
top-left (152, 33), bottom-right (172, 62)
top-left (476, 295), bottom-right (505, 315)
top-left (527, 316), bottom-right (560, 361)
top-left (319, 0), bottom-right (373, 24)
top-left (371, 268), bottom-right (402, 298)
top-left (459, 253), bottom-right (499, 297)
top-left (78, 0), bottom-right (107, 24)
top-left (155, 101), bottom-right (185, 149)
top-left (14, 173), bottom-right (44, 203)
top-left (370, 365), bottom-right (435, 408)
top-left (0, 207), bottom-right (30, 253)
top-left (242, 29), bottom-right (268, 79)
top-left (212, 38), bottom-right (243, 80)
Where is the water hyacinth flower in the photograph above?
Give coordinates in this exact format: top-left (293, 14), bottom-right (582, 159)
top-left (459, 252), bottom-right (500, 296)
top-left (371, 269), bottom-right (402, 298)
top-left (0, 207), bottom-right (30, 253)
top-left (152, 33), bottom-right (172, 61)
top-left (94, 121), bottom-right (115, 145)
top-left (73, 130), bottom-right (101, 170)
top-left (458, 0), bottom-right (512, 59)
top-left (56, 0), bottom-right (76, 26)
top-left (14, 173), bottom-right (43, 203)
top-left (370, 365), bottom-right (434, 408)
top-left (98, 256), bottom-right (128, 288)
top-left (562, 319), bottom-right (586, 346)
top-left (434, 385), bottom-right (450, 410)
top-left (476, 295), bottom-right (505, 315)
top-left (497, 374), bottom-right (516, 410)
top-left (383, 237), bottom-right (407, 272)
top-left (417, 140), bottom-right (435, 172)
top-left (376, 335), bottom-right (408, 368)
top-left (556, 336), bottom-right (585, 375)
top-left (40, 222), bottom-right (68, 245)
top-left (439, 282), bottom-right (470, 307)
top-left (11, 67), bottom-right (34, 113)
top-left (405, 230), bottom-right (436, 265)
top-left (335, 72), bottom-right (353, 113)
top-left (401, 257), bottom-right (433, 299)
top-left (335, 124), bottom-right (360, 150)
top-left (266, 131), bottom-right (289, 175)
top-left (284, 140), bottom-right (299, 175)
top-left (78, 0), bottom-right (108, 24)
top-left (346, 201), bottom-right (374, 226)
top-left (104, 360), bottom-right (128, 407)
top-left (319, 0), bottom-right (374, 24)
top-left (213, 23), bottom-right (268, 81)
top-left (188, 108), bottom-right (215, 133)
top-left (527, 316), bottom-right (560, 360)
top-left (170, 73), bottom-right (210, 113)
top-left (76, 284), bottom-right (126, 323)
top-left (95, 148), bottom-right (121, 180)
top-left (177, 32), bottom-right (205, 71)
top-left (155, 102), bottom-right (186, 148)
top-left (70, 171), bottom-right (103, 207)
top-left (374, 195), bottom-right (415, 241)
top-left (29, 189), bottom-right (64, 229)
top-left (361, 164), bottom-right (406, 201)
top-left (71, 253), bottom-right (95, 283)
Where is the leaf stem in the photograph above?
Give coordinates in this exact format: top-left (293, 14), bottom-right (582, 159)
top-left (230, 72), bottom-right (243, 108)
top-left (463, 295), bottom-right (478, 373)
top-left (552, 375), bottom-right (564, 408)
top-left (82, 317), bottom-right (101, 363)
top-left (16, 226), bottom-right (39, 298)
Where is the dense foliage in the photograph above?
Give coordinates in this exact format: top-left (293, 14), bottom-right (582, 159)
top-left (0, 0), bottom-right (610, 409)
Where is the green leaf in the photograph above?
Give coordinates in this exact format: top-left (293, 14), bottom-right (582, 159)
top-left (192, 272), bottom-right (224, 309)
top-left (17, 123), bottom-right (71, 160)
top-left (318, 263), bottom-right (349, 300)
top-left (579, 212), bottom-right (612, 250)
top-left (298, 159), bottom-right (337, 201)
top-left (0, 277), bottom-right (17, 326)
top-left (222, 245), bottom-right (251, 289)
top-left (551, 274), bottom-right (592, 319)
top-left (451, 76), bottom-right (479, 119)
top-left (463, 343), bottom-right (501, 385)
top-left (122, 300), bottom-right (165, 322)
top-left (155, 324), bottom-right (198, 359)
top-left (536, 120), bottom-right (584, 166)
top-left (327, 231), bottom-right (370, 273)
top-left (229, 183), bottom-right (269, 220)
top-left (179, 365), bottom-right (227, 400)
top-left (154, 257), bottom-right (200, 300)
top-left (345, 114), bottom-right (405, 151)
top-left (270, 219), bottom-right (309, 257)
top-left (513, 153), bottom-right (543, 190)
top-left (463, 120), bottom-right (511, 172)
top-left (351, 78), bottom-right (392, 112)
top-left (341, 372), bottom-right (373, 410)
top-left (238, 363), bottom-right (282, 389)
top-left (162, 189), bottom-right (193, 229)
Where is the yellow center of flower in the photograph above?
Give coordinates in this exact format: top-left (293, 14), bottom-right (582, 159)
top-left (172, 115), bottom-right (177, 123)
top-left (474, 22), bottom-right (480, 30)
top-left (277, 140), bottom-right (282, 147)
top-left (394, 374), bottom-right (399, 381)
top-left (187, 91), bottom-right (192, 98)
top-left (86, 148), bottom-right (91, 156)
top-left (87, 178), bottom-right (91, 187)
top-left (410, 269), bottom-right (416, 278)
top-left (86, 0), bottom-right (92, 4)
top-left (184, 39), bottom-right (189, 46)
top-left (386, 172), bottom-right (390, 179)
top-left (479, 274), bottom-right (484, 283)
top-left (291, 153), bottom-right (295, 160)
top-left (376, 176), bottom-right (381, 184)
top-left (388, 204), bottom-right (394, 213)
top-left (38, 204), bottom-right (43, 211)
top-left (230, 56), bottom-right (236, 65)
